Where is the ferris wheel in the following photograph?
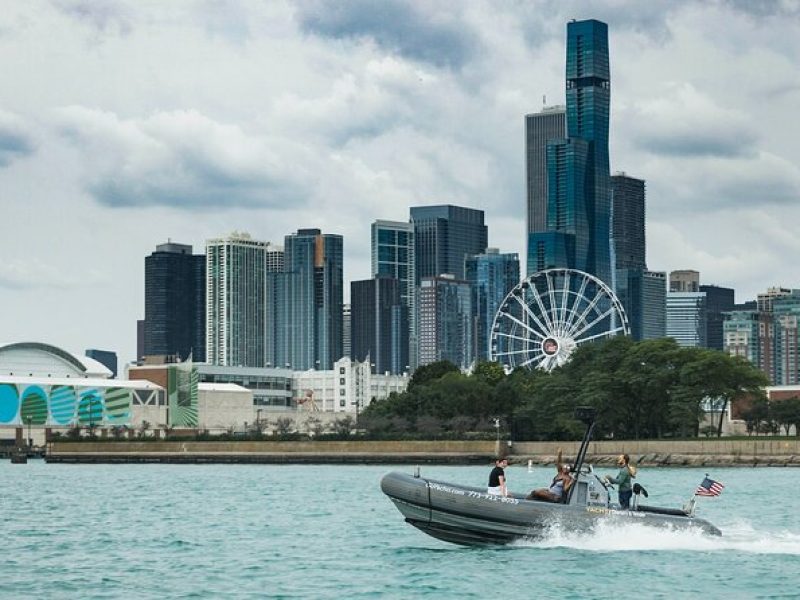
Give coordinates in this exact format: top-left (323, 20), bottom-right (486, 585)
top-left (490, 268), bottom-right (629, 372)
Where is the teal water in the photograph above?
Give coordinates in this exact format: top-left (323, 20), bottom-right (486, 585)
top-left (1, 462), bottom-right (799, 599)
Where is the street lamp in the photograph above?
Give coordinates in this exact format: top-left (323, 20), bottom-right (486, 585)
top-left (27, 416), bottom-right (32, 449)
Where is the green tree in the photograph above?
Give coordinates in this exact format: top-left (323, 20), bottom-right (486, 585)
top-left (771, 397), bottom-right (800, 436)
top-left (740, 396), bottom-right (769, 435)
top-left (407, 360), bottom-right (459, 391)
top-left (678, 350), bottom-right (769, 437)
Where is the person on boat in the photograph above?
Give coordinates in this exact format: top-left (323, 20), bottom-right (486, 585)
top-left (604, 454), bottom-right (636, 509)
top-left (526, 449), bottom-right (573, 503)
top-left (487, 457), bottom-right (510, 497)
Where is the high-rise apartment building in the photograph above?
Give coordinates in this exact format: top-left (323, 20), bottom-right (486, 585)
top-left (724, 289), bottom-right (800, 385)
top-left (724, 310), bottom-right (760, 364)
top-left (206, 233), bottom-right (282, 367)
top-left (351, 276), bottom-right (409, 375)
top-left (268, 229), bottom-right (343, 371)
top-left (418, 275), bottom-right (473, 369)
top-left (528, 19), bottom-right (612, 286)
top-left (144, 242), bottom-right (206, 363)
top-left (465, 249), bottom-right (520, 361)
top-left (371, 220), bottom-right (416, 368)
top-left (666, 292), bottom-right (707, 347)
top-left (772, 291), bottom-right (800, 385)
top-left (525, 106), bottom-right (566, 273)
top-left (410, 205), bottom-right (488, 283)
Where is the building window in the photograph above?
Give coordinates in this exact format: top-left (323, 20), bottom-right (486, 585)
top-left (339, 367), bottom-right (345, 374)
top-left (339, 389), bottom-right (345, 396)
top-left (339, 378), bottom-right (345, 385)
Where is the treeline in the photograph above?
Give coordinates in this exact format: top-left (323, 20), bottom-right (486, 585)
top-left (361, 337), bottom-right (773, 440)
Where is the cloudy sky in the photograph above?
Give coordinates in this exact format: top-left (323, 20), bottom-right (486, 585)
top-left (1, 0), bottom-right (799, 366)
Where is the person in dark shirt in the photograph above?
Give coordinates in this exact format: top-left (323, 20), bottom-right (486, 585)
top-left (487, 457), bottom-right (510, 497)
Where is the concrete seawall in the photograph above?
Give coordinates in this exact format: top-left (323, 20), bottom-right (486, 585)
top-left (43, 439), bottom-right (800, 466)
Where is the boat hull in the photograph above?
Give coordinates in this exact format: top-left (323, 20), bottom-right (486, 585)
top-left (381, 471), bottom-right (721, 546)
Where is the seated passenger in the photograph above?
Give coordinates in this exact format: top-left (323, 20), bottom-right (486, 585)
top-left (527, 449), bottom-right (573, 503)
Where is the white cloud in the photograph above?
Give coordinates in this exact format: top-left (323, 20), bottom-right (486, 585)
top-left (52, 106), bottom-right (313, 209)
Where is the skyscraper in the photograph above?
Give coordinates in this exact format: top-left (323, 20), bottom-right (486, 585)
top-left (351, 276), bottom-right (409, 375)
top-left (611, 173), bottom-right (646, 271)
top-left (144, 241), bottom-right (206, 362)
top-left (528, 19), bottom-right (612, 285)
top-left (465, 249), bottom-right (520, 361)
top-left (206, 233), bottom-right (281, 367)
top-left (371, 220), bottom-right (416, 368)
top-left (526, 106), bottom-right (566, 273)
top-left (617, 269), bottom-right (666, 341)
top-left (666, 291), bottom-right (707, 347)
top-left (700, 284), bottom-right (735, 351)
top-left (418, 275), bottom-right (473, 369)
top-left (410, 205), bottom-right (488, 283)
top-left (270, 229), bottom-right (343, 371)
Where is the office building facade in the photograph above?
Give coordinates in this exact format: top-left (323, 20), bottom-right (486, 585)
top-left (371, 220), bottom-right (416, 368)
top-left (666, 292), bottom-right (707, 347)
top-left (611, 173), bottom-right (646, 272)
top-left (418, 275), bottom-right (473, 369)
top-left (700, 285), bottom-right (735, 351)
top-left (351, 276), bottom-right (409, 375)
top-left (465, 249), bottom-right (520, 361)
top-left (525, 106), bottom-right (566, 273)
top-left (410, 205), bottom-right (488, 283)
top-left (143, 242), bottom-right (206, 363)
top-left (617, 269), bottom-right (666, 341)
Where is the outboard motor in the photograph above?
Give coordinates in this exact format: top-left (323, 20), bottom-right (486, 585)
top-left (632, 483), bottom-right (648, 510)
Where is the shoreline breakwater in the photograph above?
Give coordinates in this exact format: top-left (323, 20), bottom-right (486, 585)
top-left (40, 439), bottom-right (800, 466)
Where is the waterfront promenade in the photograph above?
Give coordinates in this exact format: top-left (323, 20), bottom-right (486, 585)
top-left (42, 438), bottom-right (800, 466)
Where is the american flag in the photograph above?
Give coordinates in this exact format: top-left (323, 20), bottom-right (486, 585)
top-left (695, 476), bottom-right (724, 497)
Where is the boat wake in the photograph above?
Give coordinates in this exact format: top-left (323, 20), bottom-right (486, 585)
top-left (514, 519), bottom-right (800, 555)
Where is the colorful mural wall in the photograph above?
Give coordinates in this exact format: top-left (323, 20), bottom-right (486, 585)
top-left (0, 383), bottom-right (132, 426)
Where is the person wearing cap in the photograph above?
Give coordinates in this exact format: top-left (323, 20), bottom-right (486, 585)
top-left (526, 448), bottom-right (573, 503)
top-left (487, 457), bottom-right (510, 497)
top-left (604, 454), bottom-right (636, 509)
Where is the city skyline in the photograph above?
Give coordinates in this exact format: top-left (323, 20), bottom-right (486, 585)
top-left (1, 2), bottom-right (799, 364)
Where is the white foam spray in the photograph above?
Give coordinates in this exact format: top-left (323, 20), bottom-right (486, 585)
top-left (513, 519), bottom-right (800, 555)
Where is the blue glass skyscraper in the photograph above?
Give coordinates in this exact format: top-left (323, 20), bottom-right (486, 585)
top-left (465, 249), bottom-right (520, 361)
top-left (528, 19), bottom-right (612, 286)
top-left (268, 229), bottom-right (343, 371)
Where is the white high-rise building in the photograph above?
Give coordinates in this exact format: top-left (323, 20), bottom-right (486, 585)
top-left (206, 232), bottom-right (283, 367)
top-left (666, 291), bottom-right (707, 347)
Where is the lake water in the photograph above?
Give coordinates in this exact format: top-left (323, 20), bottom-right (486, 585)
top-left (2, 461), bottom-right (799, 599)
